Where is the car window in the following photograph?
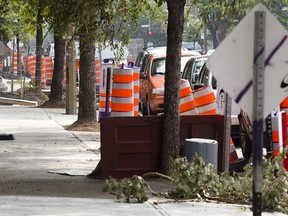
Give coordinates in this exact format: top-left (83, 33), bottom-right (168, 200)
top-left (144, 56), bottom-right (152, 75)
top-left (199, 65), bottom-right (217, 90)
top-left (149, 56), bottom-right (193, 77)
top-left (140, 55), bottom-right (149, 73)
top-left (151, 58), bottom-right (166, 76)
top-left (191, 59), bottom-right (206, 84)
top-left (182, 59), bottom-right (193, 81)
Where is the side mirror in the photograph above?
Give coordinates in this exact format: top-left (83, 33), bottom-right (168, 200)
top-left (192, 83), bottom-right (204, 90)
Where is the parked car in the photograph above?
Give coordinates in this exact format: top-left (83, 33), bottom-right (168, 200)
top-left (135, 46), bottom-right (168, 69)
top-left (182, 41), bottom-right (204, 55)
top-left (181, 55), bottom-right (210, 86)
top-left (139, 49), bottom-right (201, 115)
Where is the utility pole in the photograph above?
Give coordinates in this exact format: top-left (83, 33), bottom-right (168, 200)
top-left (66, 25), bottom-right (76, 114)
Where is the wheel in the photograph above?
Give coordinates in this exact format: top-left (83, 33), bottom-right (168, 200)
top-left (141, 102), bottom-right (148, 116)
top-left (146, 99), bottom-right (151, 116)
top-left (141, 96), bottom-right (153, 116)
top-left (240, 123), bottom-right (252, 159)
top-left (239, 111), bottom-right (253, 159)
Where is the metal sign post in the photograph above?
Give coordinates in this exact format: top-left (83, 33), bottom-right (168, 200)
top-left (223, 93), bottom-right (232, 172)
top-left (252, 11), bottom-right (266, 216)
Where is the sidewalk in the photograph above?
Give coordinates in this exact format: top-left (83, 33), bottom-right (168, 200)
top-left (0, 105), bottom-right (285, 215)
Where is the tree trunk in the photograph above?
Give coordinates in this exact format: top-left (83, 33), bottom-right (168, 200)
top-left (77, 35), bottom-right (96, 123)
top-left (35, 0), bottom-right (43, 92)
top-left (209, 27), bottom-right (219, 49)
top-left (49, 33), bottom-right (65, 103)
top-left (161, 0), bottom-right (186, 174)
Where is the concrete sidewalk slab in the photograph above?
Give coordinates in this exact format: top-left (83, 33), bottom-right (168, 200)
top-left (0, 196), bottom-right (285, 216)
top-left (0, 105), bottom-right (286, 215)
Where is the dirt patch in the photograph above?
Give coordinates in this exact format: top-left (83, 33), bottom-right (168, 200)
top-left (39, 100), bottom-right (66, 108)
top-left (0, 89), bottom-right (48, 105)
top-left (65, 121), bottom-right (101, 132)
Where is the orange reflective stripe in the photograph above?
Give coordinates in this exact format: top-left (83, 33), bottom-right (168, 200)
top-left (133, 72), bottom-right (140, 80)
top-left (134, 85), bottom-right (139, 93)
top-left (280, 97), bottom-right (288, 107)
top-left (198, 109), bottom-right (217, 115)
top-left (194, 92), bottom-right (216, 107)
top-left (113, 74), bottom-right (133, 83)
top-left (111, 103), bottom-right (134, 112)
top-left (112, 89), bottom-right (133, 97)
top-left (180, 80), bottom-right (192, 98)
top-left (272, 131), bottom-right (279, 142)
top-left (180, 95), bottom-right (196, 113)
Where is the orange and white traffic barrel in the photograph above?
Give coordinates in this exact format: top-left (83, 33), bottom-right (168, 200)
top-left (113, 67), bottom-right (133, 83)
top-left (44, 56), bottom-right (53, 85)
top-left (95, 58), bottom-right (101, 94)
top-left (281, 97), bottom-right (288, 171)
top-left (40, 57), bottom-right (46, 87)
top-left (280, 97), bottom-right (288, 148)
top-left (281, 112), bottom-right (287, 150)
top-left (111, 67), bottom-right (134, 117)
top-left (180, 79), bottom-right (198, 115)
top-left (132, 66), bottom-right (140, 116)
top-left (28, 55), bottom-right (36, 81)
top-left (13, 53), bottom-right (17, 75)
top-left (193, 85), bottom-right (217, 114)
top-left (111, 97), bottom-right (134, 113)
top-left (180, 79), bottom-right (192, 98)
top-left (112, 83), bottom-right (133, 98)
top-left (229, 137), bottom-right (239, 164)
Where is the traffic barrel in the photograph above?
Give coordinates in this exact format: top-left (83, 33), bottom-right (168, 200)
top-left (180, 79), bottom-right (198, 115)
top-left (193, 85), bottom-right (217, 114)
top-left (44, 56), bottom-right (53, 85)
top-left (111, 67), bottom-right (134, 117)
top-left (280, 97), bottom-right (288, 148)
top-left (95, 57), bottom-right (101, 95)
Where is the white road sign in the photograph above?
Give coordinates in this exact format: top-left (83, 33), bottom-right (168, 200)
top-left (206, 4), bottom-right (288, 119)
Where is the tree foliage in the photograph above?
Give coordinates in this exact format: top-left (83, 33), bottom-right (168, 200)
top-left (244, 0), bottom-right (288, 29)
top-left (184, 0), bottom-right (247, 48)
top-left (0, 0), bottom-right (37, 45)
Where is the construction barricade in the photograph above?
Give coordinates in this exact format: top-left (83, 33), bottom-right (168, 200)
top-left (280, 97), bottom-right (288, 147)
top-left (126, 63), bottom-right (140, 116)
top-left (28, 55), bottom-right (46, 87)
top-left (179, 79), bottom-right (198, 115)
top-left (95, 57), bottom-right (101, 95)
top-left (111, 67), bottom-right (134, 117)
top-left (193, 85), bottom-right (217, 114)
top-left (44, 56), bottom-right (54, 85)
top-left (280, 97), bottom-right (288, 171)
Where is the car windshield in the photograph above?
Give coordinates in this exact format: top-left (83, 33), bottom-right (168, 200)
top-left (151, 56), bottom-right (194, 76)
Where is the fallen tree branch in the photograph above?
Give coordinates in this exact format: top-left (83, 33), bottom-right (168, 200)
top-left (143, 172), bottom-right (172, 181)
